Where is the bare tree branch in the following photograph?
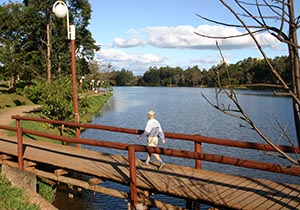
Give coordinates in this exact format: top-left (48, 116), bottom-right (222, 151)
top-left (197, 0), bottom-right (300, 165)
top-left (203, 36), bottom-right (299, 165)
top-left (220, 0), bottom-right (299, 106)
top-left (195, 13), bottom-right (246, 28)
top-left (194, 28), bottom-right (266, 40)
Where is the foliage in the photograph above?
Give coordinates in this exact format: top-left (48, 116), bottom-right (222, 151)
top-left (12, 84), bottom-right (112, 138)
top-left (19, 76), bottom-right (88, 122)
top-left (0, 1), bottom-right (292, 91)
top-left (120, 57), bottom-right (287, 87)
top-left (109, 56), bottom-right (291, 88)
top-left (0, 0), bottom-right (98, 85)
top-left (114, 69), bottom-right (136, 86)
top-left (0, 3), bottom-right (29, 86)
top-left (0, 175), bottom-right (40, 210)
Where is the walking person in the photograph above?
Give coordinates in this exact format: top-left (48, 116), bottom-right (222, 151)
top-left (138, 110), bottom-right (166, 169)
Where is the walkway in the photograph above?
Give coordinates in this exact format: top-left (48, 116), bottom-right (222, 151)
top-left (0, 136), bottom-right (299, 209)
top-left (0, 105), bottom-right (40, 136)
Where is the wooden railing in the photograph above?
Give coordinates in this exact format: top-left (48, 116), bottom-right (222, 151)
top-left (0, 115), bottom-right (299, 208)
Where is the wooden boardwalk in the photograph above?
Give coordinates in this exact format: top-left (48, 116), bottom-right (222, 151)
top-left (0, 136), bottom-right (299, 209)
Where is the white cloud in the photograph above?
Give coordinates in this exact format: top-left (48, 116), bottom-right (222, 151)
top-left (96, 24), bottom-right (283, 74)
top-left (111, 24), bottom-right (280, 50)
top-left (113, 37), bottom-right (145, 48)
top-left (95, 49), bottom-right (165, 75)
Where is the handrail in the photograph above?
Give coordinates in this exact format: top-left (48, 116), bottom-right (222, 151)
top-left (14, 127), bottom-right (300, 175)
top-left (11, 115), bottom-right (300, 153)
top-left (0, 124), bottom-right (17, 132)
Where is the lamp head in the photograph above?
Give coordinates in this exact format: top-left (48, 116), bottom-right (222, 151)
top-left (53, 1), bottom-right (68, 18)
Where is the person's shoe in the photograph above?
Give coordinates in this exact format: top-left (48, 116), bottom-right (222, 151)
top-left (158, 162), bottom-right (165, 170)
top-left (141, 162), bottom-right (149, 166)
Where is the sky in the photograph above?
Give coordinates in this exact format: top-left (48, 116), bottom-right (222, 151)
top-left (87, 0), bottom-right (299, 75)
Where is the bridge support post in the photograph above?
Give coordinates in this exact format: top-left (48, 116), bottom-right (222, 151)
top-left (128, 146), bottom-right (137, 208)
top-left (128, 146), bottom-right (146, 210)
top-left (1, 164), bottom-right (36, 192)
top-left (194, 142), bottom-right (202, 169)
top-left (186, 199), bottom-right (201, 210)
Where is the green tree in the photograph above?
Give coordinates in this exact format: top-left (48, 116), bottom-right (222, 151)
top-left (0, 3), bottom-right (28, 88)
top-left (143, 67), bottom-right (161, 86)
top-left (0, 0), bottom-right (98, 85)
top-left (20, 77), bottom-right (88, 121)
top-left (184, 66), bottom-right (202, 86)
top-left (115, 69), bottom-right (136, 86)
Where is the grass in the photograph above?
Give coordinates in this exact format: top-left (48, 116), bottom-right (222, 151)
top-left (0, 87), bottom-right (113, 208)
top-left (0, 82), bottom-right (33, 112)
top-left (0, 175), bottom-right (40, 210)
top-left (6, 113), bottom-right (64, 144)
top-left (36, 178), bottom-right (56, 203)
top-left (80, 92), bottom-right (113, 123)
top-left (5, 92), bottom-right (113, 142)
top-left (0, 94), bottom-right (33, 108)
top-left (0, 93), bottom-right (34, 115)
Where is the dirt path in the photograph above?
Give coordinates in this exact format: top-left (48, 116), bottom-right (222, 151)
top-left (0, 104), bottom-right (58, 210)
top-left (0, 104), bottom-right (41, 125)
top-left (0, 104), bottom-right (41, 137)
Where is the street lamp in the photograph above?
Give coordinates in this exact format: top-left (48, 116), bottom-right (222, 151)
top-left (53, 1), bottom-right (80, 145)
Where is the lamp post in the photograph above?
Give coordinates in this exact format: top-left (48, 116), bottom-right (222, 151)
top-left (53, 1), bottom-right (80, 146)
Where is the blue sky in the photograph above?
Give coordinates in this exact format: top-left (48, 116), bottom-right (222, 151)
top-left (88, 0), bottom-right (299, 75)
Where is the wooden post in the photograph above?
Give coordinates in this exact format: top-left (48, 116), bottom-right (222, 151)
top-left (194, 142), bottom-right (202, 169)
top-left (16, 118), bottom-right (23, 170)
top-left (128, 146), bottom-right (138, 209)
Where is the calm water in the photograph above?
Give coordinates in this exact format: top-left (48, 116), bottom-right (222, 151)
top-left (53, 87), bottom-right (300, 210)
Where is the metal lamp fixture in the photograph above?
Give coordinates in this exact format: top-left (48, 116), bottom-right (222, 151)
top-left (52, 0), bottom-right (75, 40)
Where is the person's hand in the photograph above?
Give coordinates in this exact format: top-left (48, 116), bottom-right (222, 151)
top-left (162, 139), bottom-right (166, 144)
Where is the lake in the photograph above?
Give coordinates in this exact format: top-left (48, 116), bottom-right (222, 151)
top-left (53, 86), bottom-right (299, 210)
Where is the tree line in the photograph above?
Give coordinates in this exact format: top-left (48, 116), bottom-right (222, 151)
top-left (110, 56), bottom-right (291, 88)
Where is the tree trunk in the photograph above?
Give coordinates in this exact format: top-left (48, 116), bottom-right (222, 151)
top-left (46, 22), bottom-right (51, 83)
top-left (288, 0), bottom-right (300, 147)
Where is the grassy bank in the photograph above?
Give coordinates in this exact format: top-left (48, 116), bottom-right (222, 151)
top-left (5, 92), bottom-right (113, 141)
top-left (0, 81), bottom-right (33, 111)
top-left (0, 90), bottom-right (113, 207)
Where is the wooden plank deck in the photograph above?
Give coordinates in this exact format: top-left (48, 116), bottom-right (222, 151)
top-left (0, 137), bottom-right (299, 209)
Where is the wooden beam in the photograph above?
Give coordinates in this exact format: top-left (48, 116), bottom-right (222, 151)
top-left (88, 177), bottom-right (102, 186)
top-left (0, 154), bottom-right (12, 160)
top-left (54, 169), bottom-right (68, 176)
top-left (24, 160), bottom-right (36, 168)
top-left (26, 167), bottom-right (129, 199)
